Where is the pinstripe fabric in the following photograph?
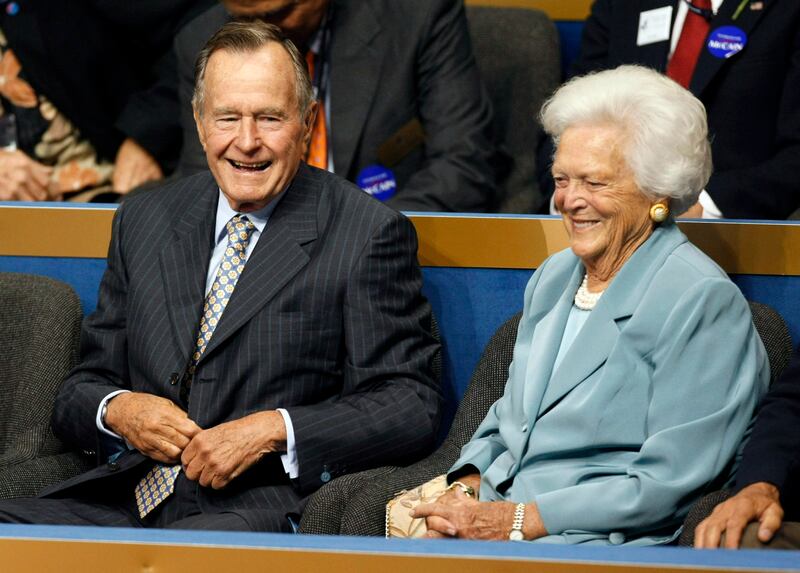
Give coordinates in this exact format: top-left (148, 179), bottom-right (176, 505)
top-left (32, 163), bottom-right (440, 529)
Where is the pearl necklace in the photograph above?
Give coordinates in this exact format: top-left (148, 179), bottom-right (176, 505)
top-left (574, 274), bottom-right (604, 310)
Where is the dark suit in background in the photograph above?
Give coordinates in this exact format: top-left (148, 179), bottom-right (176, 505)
top-left (175, 0), bottom-right (498, 212)
top-left (571, 0), bottom-right (800, 219)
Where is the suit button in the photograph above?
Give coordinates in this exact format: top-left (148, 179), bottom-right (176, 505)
top-left (169, 372), bottom-right (179, 385)
top-left (107, 461), bottom-right (119, 472)
top-left (320, 471), bottom-right (331, 483)
top-left (521, 423), bottom-right (528, 433)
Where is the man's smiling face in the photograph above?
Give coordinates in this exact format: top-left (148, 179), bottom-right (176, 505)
top-left (194, 42), bottom-right (314, 212)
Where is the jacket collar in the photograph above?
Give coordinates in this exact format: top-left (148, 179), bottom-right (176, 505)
top-left (328, 0), bottom-right (384, 178)
top-left (159, 165), bottom-right (322, 365)
top-left (530, 224), bottom-right (688, 417)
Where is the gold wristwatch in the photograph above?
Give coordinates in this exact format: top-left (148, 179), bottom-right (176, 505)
top-left (446, 480), bottom-right (476, 498)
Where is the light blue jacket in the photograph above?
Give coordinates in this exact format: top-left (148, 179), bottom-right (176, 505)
top-left (450, 224), bottom-right (769, 545)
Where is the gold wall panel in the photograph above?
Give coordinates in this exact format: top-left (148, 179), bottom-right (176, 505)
top-left (0, 537), bottom-right (775, 573)
top-left (2, 207), bottom-right (800, 276)
top-left (465, 0), bottom-right (593, 20)
top-left (0, 206), bottom-right (114, 259)
top-left (412, 216), bottom-right (800, 275)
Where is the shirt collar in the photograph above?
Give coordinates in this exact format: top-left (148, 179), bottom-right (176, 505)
top-left (213, 190), bottom-right (283, 244)
top-left (308, 26), bottom-right (323, 56)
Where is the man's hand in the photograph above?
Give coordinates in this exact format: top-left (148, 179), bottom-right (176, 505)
top-left (679, 202), bottom-right (704, 219)
top-left (411, 491), bottom-right (546, 541)
top-left (112, 138), bottom-right (163, 194)
top-left (181, 410), bottom-right (287, 490)
top-left (105, 392), bottom-right (201, 463)
top-left (694, 482), bottom-right (784, 549)
top-left (0, 149), bottom-right (53, 201)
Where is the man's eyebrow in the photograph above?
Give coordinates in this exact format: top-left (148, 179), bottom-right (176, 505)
top-left (212, 107), bottom-right (240, 116)
top-left (254, 107), bottom-right (288, 118)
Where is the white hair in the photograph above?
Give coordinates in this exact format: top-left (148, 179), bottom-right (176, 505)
top-left (540, 65), bottom-right (712, 216)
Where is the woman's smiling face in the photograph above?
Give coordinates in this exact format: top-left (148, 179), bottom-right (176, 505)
top-left (553, 123), bottom-right (656, 274)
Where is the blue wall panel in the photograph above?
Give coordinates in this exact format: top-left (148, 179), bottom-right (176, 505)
top-left (3, 256), bottom-right (798, 439)
top-left (556, 20), bottom-right (585, 77)
top-left (0, 256), bottom-right (106, 316)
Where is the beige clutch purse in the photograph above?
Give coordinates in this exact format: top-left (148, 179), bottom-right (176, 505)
top-left (385, 474), bottom-right (450, 538)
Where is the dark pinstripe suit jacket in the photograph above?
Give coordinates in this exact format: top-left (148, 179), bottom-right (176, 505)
top-left (45, 164), bottom-right (441, 529)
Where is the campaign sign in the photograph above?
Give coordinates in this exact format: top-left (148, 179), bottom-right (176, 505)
top-left (707, 26), bottom-right (748, 59)
top-left (357, 165), bottom-right (397, 202)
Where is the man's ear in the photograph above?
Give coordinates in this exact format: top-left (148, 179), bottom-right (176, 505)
top-left (194, 105), bottom-right (207, 151)
top-left (302, 100), bottom-right (318, 152)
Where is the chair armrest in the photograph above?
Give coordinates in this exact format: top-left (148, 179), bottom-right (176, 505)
top-left (0, 452), bottom-right (94, 499)
top-left (299, 466), bottom-right (399, 534)
top-left (338, 451), bottom-right (457, 536)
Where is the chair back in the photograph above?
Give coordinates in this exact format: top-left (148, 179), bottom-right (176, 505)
top-left (466, 5), bottom-right (561, 213)
top-left (0, 273), bottom-right (82, 465)
top-left (434, 312), bottom-right (521, 471)
top-left (748, 301), bottom-right (793, 385)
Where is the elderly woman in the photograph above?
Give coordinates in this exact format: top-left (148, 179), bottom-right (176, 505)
top-left (410, 66), bottom-right (769, 545)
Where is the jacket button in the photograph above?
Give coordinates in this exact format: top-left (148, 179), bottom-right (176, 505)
top-left (169, 372), bottom-right (179, 385)
top-left (107, 461), bottom-right (119, 471)
top-left (320, 471), bottom-right (331, 483)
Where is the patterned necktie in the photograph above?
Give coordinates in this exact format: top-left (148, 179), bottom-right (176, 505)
top-left (134, 215), bottom-right (256, 519)
top-left (667, 0), bottom-right (712, 88)
top-left (305, 50), bottom-right (328, 170)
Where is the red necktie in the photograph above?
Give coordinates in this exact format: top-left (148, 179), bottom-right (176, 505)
top-left (667, 0), bottom-right (712, 88)
top-left (305, 51), bottom-right (328, 170)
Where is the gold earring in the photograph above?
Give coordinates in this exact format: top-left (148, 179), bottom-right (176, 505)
top-left (650, 203), bottom-right (669, 223)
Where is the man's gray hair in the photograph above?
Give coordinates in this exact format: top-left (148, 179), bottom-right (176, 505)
top-left (540, 65), bottom-right (712, 216)
top-left (192, 19), bottom-right (313, 117)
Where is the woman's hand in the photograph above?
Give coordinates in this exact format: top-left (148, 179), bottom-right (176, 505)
top-left (411, 491), bottom-right (547, 541)
top-left (0, 149), bottom-right (53, 201)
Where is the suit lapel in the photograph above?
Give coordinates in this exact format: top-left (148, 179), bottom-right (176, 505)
top-left (521, 265), bottom-right (582, 418)
top-left (690, 0), bottom-right (771, 96)
top-left (535, 225), bottom-right (688, 417)
top-left (537, 303), bottom-right (622, 417)
top-left (159, 178), bottom-right (218, 364)
top-left (200, 165), bottom-right (321, 359)
top-left (328, 0), bottom-right (384, 178)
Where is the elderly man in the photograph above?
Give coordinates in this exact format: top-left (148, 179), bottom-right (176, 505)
top-left (0, 20), bottom-right (440, 532)
top-left (173, 0), bottom-right (498, 212)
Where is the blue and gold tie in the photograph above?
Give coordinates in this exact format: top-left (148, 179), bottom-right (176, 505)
top-left (134, 215), bottom-right (256, 519)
